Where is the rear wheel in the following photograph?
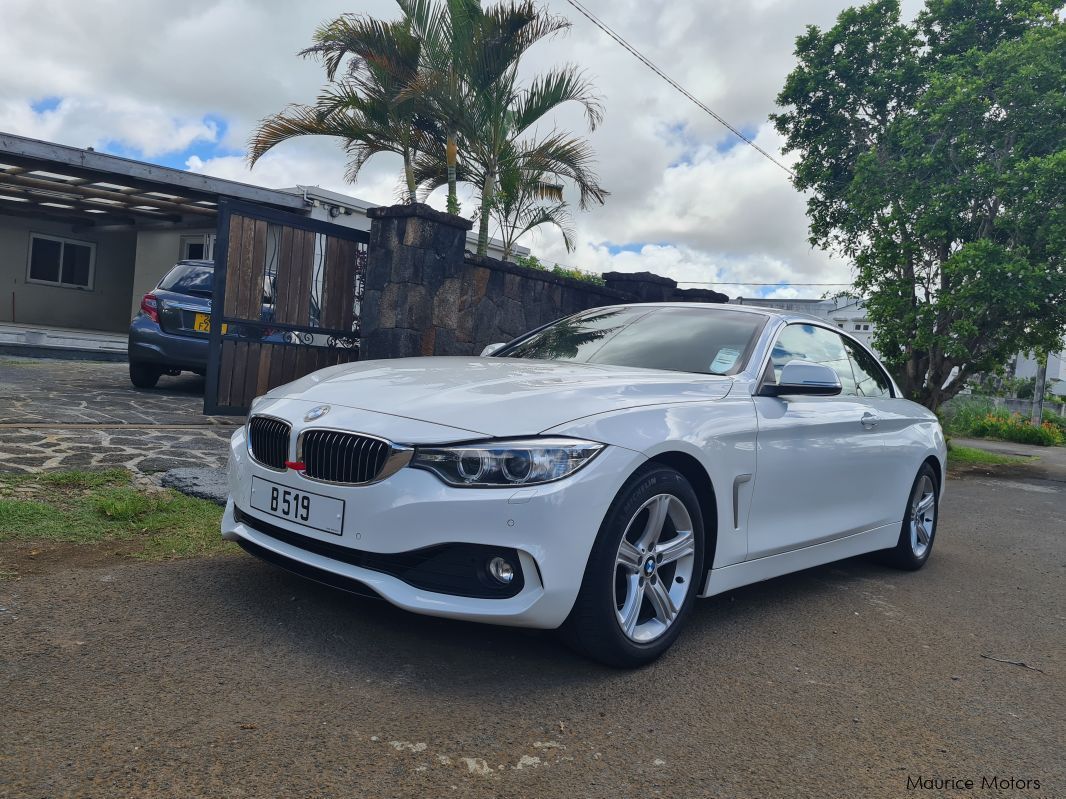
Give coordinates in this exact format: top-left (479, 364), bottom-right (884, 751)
top-left (129, 361), bottom-right (162, 389)
top-left (561, 465), bottom-right (705, 668)
top-left (883, 463), bottom-right (939, 570)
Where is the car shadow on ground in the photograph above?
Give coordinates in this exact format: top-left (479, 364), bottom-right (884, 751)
top-left (202, 548), bottom-right (905, 689)
top-left (136, 372), bottom-right (206, 396)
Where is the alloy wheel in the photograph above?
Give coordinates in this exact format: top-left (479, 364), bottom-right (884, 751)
top-left (909, 474), bottom-right (936, 558)
top-left (614, 493), bottom-right (696, 643)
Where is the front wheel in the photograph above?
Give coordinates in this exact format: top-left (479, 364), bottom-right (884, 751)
top-left (883, 463), bottom-right (939, 570)
top-left (561, 465), bottom-right (705, 668)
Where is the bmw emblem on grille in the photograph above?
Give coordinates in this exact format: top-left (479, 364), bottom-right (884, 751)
top-left (304, 405), bottom-right (331, 422)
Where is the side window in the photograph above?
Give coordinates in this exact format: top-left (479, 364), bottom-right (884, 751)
top-left (770, 324), bottom-right (856, 394)
top-left (842, 338), bottom-right (893, 397)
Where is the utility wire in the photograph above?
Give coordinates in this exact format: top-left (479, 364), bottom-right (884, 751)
top-left (678, 281), bottom-right (854, 286)
top-left (564, 0), bottom-right (797, 180)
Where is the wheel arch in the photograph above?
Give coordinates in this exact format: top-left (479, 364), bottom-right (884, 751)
top-left (922, 454), bottom-right (943, 494)
top-left (648, 450), bottom-right (718, 573)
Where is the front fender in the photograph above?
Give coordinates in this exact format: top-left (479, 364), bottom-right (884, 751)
top-left (543, 397), bottom-right (759, 568)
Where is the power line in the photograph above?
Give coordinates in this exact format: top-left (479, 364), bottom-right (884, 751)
top-left (564, 0), bottom-right (796, 180)
top-left (678, 281), bottom-right (854, 286)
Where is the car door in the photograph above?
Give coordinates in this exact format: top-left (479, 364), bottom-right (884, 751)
top-left (840, 336), bottom-right (918, 522)
top-left (745, 323), bottom-right (887, 560)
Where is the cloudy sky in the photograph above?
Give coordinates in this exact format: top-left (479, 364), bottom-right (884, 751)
top-left (0, 0), bottom-right (923, 298)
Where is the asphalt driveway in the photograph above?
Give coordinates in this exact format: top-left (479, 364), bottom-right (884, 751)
top-left (1, 468), bottom-right (1063, 798)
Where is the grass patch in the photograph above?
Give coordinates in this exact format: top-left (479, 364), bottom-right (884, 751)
top-left (947, 443), bottom-right (1034, 468)
top-left (39, 468), bottom-right (129, 489)
top-left (0, 358), bottom-right (45, 367)
top-left (0, 468), bottom-right (230, 559)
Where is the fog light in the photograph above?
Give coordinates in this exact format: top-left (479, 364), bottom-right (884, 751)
top-left (487, 556), bottom-right (515, 584)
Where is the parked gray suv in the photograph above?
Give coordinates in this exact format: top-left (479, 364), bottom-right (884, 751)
top-left (127, 260), bottom-right (216, 388)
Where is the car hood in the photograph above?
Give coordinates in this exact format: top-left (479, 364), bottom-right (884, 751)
top-left (266, 356), bottom-right (733, 438)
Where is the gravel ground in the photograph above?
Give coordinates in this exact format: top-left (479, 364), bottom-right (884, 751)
top-left (1, 471), bottom-right (1063, 799)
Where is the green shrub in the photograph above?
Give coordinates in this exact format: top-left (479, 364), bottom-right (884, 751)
top-left (968, 411), bottom-right (1063, 446)
top-left (941, 398), bottom-right (999, 436)
top-left (512, 253), bottom-right (605, 286)
top-left (1042, 409), bottom-right (1066, 434)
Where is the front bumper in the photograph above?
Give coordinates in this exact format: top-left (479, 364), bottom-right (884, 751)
top-left (222, 424), bottom-right (645, 629)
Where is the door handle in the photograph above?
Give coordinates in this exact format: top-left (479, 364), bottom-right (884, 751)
top-left (861, 412), bottom-right (879, 429)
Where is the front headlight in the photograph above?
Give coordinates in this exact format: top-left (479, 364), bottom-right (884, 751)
top-left (410, 437), bottom-right (605, 487)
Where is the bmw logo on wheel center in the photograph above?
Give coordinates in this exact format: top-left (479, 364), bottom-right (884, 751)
top-left (304, 405), bottom-right (331, 422)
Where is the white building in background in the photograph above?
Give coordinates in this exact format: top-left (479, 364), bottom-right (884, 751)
top-left (1012, 346), bottom-right (1066, 396)
top-left (731, 295), bottom-right (878, 352)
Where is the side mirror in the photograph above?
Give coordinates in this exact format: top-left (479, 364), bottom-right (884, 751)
top-left (760, 360), bottom-right (842, 397)
top-left (480, 342), bottom-right (506, 357)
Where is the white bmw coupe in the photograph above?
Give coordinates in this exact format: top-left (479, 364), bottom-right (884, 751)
top-left (223, 303), bottom-right (945, 667)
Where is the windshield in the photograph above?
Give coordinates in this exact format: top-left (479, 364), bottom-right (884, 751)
top-left (495, 306), bottom-right (764, 375)
top-left (158, 263), bottom-right (213, 297)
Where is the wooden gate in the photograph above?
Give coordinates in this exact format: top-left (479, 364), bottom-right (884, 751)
top-left (204, 199), bottom-right (368, 415)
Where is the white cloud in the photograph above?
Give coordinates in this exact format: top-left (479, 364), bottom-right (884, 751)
top-left (0, 97), bottom-right (219, 157)
top-left (0, 0), bottom-right (923, 295)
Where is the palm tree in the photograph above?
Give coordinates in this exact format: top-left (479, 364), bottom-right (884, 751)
top-left (400, 0), bottom-right (606, 253)
top-left (395, 0), bottom-right (484, 215)
top-left (490, 150), bottom-right (574, 260)
top-left (249, 15), bottom-right (431, 202)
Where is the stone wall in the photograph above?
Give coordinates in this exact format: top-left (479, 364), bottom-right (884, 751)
top-left (451, 254), bottom-right (630, 354)
top-left (360, 203), bottom-right (728, 361)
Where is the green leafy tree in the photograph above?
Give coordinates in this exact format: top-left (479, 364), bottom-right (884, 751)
top-left (249, 15), bottom-right (432, 202)
top-left (773, 0), bottom-right (1065, 409)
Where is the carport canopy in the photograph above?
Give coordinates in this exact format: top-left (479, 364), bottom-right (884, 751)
top-left (0, 131), bottom-right (305, 233)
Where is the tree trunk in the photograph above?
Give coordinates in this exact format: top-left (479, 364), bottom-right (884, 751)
top-left (403, 146), bottom-right (416, 203)
top-left (446, 131), bottom-right (459, 216)
top-left (476, 169), bottom-right (494, 256)
top-left (1031, 354), bottom-right (1047, 425)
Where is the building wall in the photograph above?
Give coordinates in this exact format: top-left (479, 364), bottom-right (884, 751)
top-left (0, 213), bottom-right (137, 333)
top-left (129, 228), bottom-right (215, 316)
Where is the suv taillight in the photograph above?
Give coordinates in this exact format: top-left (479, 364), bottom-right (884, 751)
top-left (140, 293), bottom-right (159, 323)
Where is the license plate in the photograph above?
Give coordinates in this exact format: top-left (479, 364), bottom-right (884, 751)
top-left (249, 476), bottom-right (345, 535)
top-left (193, 313), bottom-right (227, 334)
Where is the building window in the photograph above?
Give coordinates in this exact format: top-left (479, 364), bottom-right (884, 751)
top-left (180, 234), bottom-right (215, 261)
top-left (854, 324), bottom-right (862, 331)
top-left (27, 233), bottom-right (95, 290)
top-left (862, 324), bottom-right (870, 331)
